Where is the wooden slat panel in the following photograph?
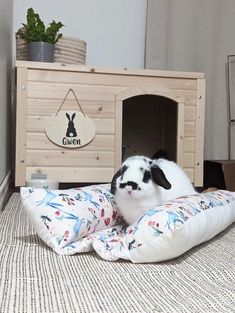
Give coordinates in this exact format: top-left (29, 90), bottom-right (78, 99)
top-left (184, 138), bottom-right (195, 152)
top-left (115, 100), bottom-right (123, 170)
top-left (27, 82), bottom-right (125, 101)
top-left (175, 90), bottom-right (197, 106)
top-left (184, 152), bottom-right (195, 167)
top-left (177, 102), bottom-right (185, 167)
top-left (15, 67), bottom-right (28, 186)
top-left (26, 133), bottom-right (114, 151)
top-left (185, 106), bottom-right (196, 121)
top-left (28, 69), bottom-right (198, 90)
top-left (26, 167), bottom-right (114, 183)
top-left (27, 99), bottom-right (115, 118)
top-left (27, 116), bottom-right (115, 134)
top-left (184, 122), bottom-right (196, 137)
top-left (194, 78), bottom-right (206, 186)
top-left (116, 86), bottom-right (176, 102)
top-left (17, 61), bottom-right (204, 79)
top-left (26, 150), bottom-right (114, 167)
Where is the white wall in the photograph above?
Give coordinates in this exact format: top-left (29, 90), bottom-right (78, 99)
top-left (0, 0), bottom-right (13, 184)
top-left (13, 0), bottom-right (147, 68)
top-left (145, 0), bottom-right (235, 160)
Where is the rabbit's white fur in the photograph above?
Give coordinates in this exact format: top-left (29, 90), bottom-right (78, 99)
top-left (111, 155), bottom-right (197, 224)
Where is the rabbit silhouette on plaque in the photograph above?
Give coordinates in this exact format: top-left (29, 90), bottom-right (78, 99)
top-left (66, 113), bottom-right (77, 137)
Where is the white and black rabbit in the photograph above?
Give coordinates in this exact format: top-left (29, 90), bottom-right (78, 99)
top-left (111, 155), bottom-right (197, 224)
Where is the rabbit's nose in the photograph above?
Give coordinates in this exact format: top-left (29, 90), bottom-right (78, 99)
top-left (125, 185), bottom-right (133, 193)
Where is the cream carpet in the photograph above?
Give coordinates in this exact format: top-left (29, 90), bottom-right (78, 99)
top-left (0, 193), bottom-right (234, 313)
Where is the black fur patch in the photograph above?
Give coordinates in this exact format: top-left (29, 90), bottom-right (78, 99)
top-left (110, 165), bottom-right (129, 194)
top-left (121, 165), bottom-right (128, 178)
top-left (110, 168), bottom-right (122, 194)
top-left (127, 181), bottom-right (138, 190)
top-left (143, 170), bottom-right (151, 183)
top-left (119, 181), bottom-right (138, 190)
top-left (119, 183), bottom-right (126, 189)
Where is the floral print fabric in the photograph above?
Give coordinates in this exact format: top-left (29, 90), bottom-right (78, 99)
top-left (21, 187), bottom-right (235, 263)
top-left (21, 184), bottom-right (121, 254)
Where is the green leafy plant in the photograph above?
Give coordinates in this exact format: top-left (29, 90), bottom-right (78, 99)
top-left (16, 8), bottom-right (64, 44)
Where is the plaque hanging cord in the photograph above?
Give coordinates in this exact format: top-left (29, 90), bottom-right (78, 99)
top-left (56, 88), bottom-right (86, 117)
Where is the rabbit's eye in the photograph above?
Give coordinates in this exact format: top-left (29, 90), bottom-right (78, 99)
top-left (143, 170), bottom-right (151, 183)
top-left (120, 165), bottom-right (128, 179)
top-left (121, 165), bottom-right (128, 174)
top-left (140, 167), bottom-right (144, 171)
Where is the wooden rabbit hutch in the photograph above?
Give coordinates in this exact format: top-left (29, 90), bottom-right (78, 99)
top-left (15, 61), bottom-right (205, 186)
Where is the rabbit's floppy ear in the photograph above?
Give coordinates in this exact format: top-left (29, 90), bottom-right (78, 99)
top-left (110, 165), bottom-right (128, 194)
top-left (150, 164), bottom-right (171, 190)
top-left (71, 113), bottom-right (76, 121)
top-left (110, 168), bottom-right (122, 195)
top-left (66, 113), bottom-right (70, 120)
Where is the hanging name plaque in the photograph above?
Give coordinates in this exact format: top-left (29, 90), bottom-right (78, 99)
top-left (45, 89), bottom-right (96, 149)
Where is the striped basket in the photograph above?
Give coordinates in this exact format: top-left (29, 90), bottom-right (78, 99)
top-left (16, 38), bottom-right (29, 61)
top-left (16, 36), bottom-right (87, 64)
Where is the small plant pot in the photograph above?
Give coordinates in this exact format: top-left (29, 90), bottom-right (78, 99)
top-left (29, 42), bottom-right (55, 62)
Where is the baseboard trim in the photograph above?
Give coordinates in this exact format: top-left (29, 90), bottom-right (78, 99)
top-left (0, 171), bottom-right (13, 212)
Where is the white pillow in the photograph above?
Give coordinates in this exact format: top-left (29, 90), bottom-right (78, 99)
top-left (21, 184), bottom-right (121, 254)
top-left (89, 190), bottom-right (235, 262)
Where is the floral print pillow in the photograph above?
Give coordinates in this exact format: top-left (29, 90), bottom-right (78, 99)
top-left (21, 184), bottom-right (121, 254)
top-left (87, 190), bottom-right (235, 263)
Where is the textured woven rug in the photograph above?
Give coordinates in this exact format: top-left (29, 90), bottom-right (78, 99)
top-left (0, 193), bottom-right (234, 313)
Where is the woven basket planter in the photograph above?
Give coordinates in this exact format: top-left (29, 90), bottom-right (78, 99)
top-left (16, 36), bottom-right (87, 64)
top-left (54, 37), bottom-right (87, 64)
top-left (16, 38), bottom-right (29, 61)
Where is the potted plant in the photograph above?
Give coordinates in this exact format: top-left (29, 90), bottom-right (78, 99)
top-left (16, 7), bottom-right (64, 62)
